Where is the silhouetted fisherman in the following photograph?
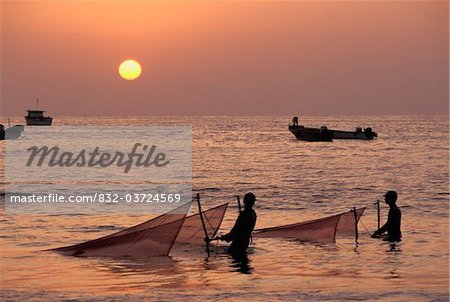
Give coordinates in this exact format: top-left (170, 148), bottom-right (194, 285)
top-left (219, 192), bottom-right (257, 255)
top-left (372, 190), bottom-right (402, 242)
top-left (292, 116), bottom-right (299, 126)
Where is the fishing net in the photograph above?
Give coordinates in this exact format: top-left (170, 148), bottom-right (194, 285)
top-left (51, 203), bottom-right (364, 257)
top-left (176, 203), bottom-right (229, 244)
top-left (336, 207), bottom-right (366, 237)
top-left (254, 207), bottom-right (366, 243)
top-left (51, 202), bottom-right (229, 257)
top-left (51, 202), bottom-right (191, 257)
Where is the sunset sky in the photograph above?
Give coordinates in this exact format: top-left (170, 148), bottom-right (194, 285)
top-left (1, 1), bottom-right (448, 116)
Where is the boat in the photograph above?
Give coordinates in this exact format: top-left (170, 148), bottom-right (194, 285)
top-left (289, 117), bottom-right (377, 141)
top-left (288, 125), bottom-right (333, 142)
top-left (329, 127), bottom-right (377, 140)
top-left (25, 99), bottom-right (53, 126)
top-left (0, 124), bottom-right (25, 140)
top-left (25, 110), bottom-right (52, 126)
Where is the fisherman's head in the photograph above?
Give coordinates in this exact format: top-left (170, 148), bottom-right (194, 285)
top-left (384, 190), bottom-right (398, 205)
top-left (243, 192), bottom-right (256, 209)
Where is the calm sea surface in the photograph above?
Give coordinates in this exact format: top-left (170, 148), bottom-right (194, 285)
top-left (0, 116), bottom-right (448, 301)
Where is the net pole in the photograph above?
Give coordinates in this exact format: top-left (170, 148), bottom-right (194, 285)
top-left (377, 200), bottom-right (381, 229)
top-left (353, 207), bottom-right (358, 245)
top-left (236, 195), bottom-right (242, 213)
top-left (196, 193), bottom-right (210, 257)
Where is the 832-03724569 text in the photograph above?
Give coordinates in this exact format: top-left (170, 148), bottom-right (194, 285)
top-left (8, 193), bottom-right (182, 203)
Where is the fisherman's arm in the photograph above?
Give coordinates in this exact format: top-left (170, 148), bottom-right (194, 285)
top-left (371, 211), bottom-right (393, 237)
top-left (219, 214), bottom-right (245, 242)
top-left (371, 222), bottom-right (388, 237)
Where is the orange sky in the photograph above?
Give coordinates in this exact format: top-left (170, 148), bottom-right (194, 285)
top-left (1, 1), bottom-right (448, 116)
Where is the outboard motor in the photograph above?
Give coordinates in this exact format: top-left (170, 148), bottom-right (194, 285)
top-left (364, 127), bottom-right (373, 139)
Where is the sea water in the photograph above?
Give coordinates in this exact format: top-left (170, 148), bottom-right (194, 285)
top-left (0, 115), bottom-right (448, 301)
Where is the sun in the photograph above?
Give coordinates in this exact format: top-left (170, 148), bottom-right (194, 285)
top-left (119, 59), bottom-right (142, 80)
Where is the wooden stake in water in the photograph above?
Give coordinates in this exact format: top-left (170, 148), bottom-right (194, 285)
top-left (196, 193), bottom-right (210, 257)
top-left (236, 195), bottom-right (242, 213)
top-left (377, 200), bottom-right (381, 229)
top-left (353, 207), bottom-right (358, 245)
